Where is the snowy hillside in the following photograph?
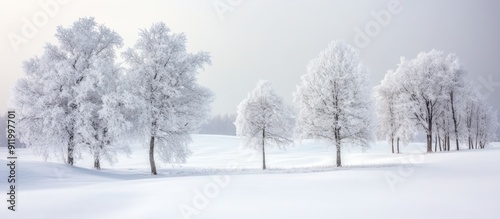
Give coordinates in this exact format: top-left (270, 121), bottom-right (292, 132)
top-left (1, 135), bottom-right (500, 219)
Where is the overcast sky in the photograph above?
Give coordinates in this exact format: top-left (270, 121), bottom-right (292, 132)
top-left (1, 0), bottom-right (500, 120)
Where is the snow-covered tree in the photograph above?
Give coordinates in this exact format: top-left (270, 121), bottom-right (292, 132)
top-left (235, 80), bottom-right (294, 170)
top-left (374, 70), bottom-right (415, 153)
top-left (463, 84), bottom-right (480, 149)
top-left (433, 53), bottom-right (467, 151)
top-left (294, 40), bottom-right (374, 167)
top-left (123, 22), bottom-right (213, 175)
top-left (389, 50), bottom-right (453, 153)
top-left (463, 86), bottom-right (499, 149)
top-left (385, 50), bottom-right (497, 152)
top-left (74, 66), bottom-right (135, 169)
top-left (13, 17), bottom-right (124, 165)
top-left (475, 100), bottom-right (498, 149)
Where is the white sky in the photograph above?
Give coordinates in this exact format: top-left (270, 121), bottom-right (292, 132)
top-left (1, 0), bottom-right (500, 118)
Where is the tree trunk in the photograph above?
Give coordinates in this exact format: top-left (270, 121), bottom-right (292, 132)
top-left (93, 142), bottom-right (104, 170)
top-left (447, 136), bottom-right (449, 151)
top-left (94, 152), bottom-right (101, 170)
top-left (149, 136), bottom-right (157, 175)
top-left (450, 92), bottom-right (460, 151)
top-left (262, 128), bottom-right (266, 170)
top-left (67, 134), bottom-right (74, 165)
top-left (475, 116), bottom-right (479, 149)
top-left (446, 136), bottom-right (448, 151)
top-left (446, 135), bottom-right (451, 151)
top-left (391, 137), bottom-right (394, 154)
top-left (335, 131), bottom-right (342, 167)
top-left (434, 135), bottom-right (438, 152)
top-left (438, 136), bottom-right (442, 152)
top-left (446, 135), bottom-right (450, 151)
top-left (425, 101), bottom-right (434, 153)
top-left (468, 136), bottom-right (472, 149)
top-left (397, 138), bottom-right (400, 154)
top-left (426, 134), bottom-right (433, 153)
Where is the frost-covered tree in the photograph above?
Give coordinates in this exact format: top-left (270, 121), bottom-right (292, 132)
top-left (74, 66), bottom-right (134, 169)
top-left (434, 53), bottom-right (467, 151)
top-left (389, 50), bottom-right (452, 153)
top-left (385, 50), bottom-right (497, 152)
top-left (13, 17), bottom-right (124, 165)
top-left (476, 103), bottom-right (499, 149)
top-left (235, 80), bottom-right (294, 170)
top-left (294, 40), bottom-right (374, 167)
top-left (375, 70), bottom-right (415, 153)
top-left (123, 22), bottom-right (213, 175)
top-left (463, 84), bottom-right (480, 149)
top-left (463, 86), bottom-right (499, 149)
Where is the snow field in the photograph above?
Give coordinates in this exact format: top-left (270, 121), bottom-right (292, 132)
top-left (1, 135), bottom-right (499, 219)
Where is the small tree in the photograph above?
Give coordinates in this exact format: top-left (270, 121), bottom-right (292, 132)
top-left (235, 80), bottom-right (293, 170)
top-left (294, 40), bottom-right (374, 167)
top-left (123, 22), bottom-right (213, 175)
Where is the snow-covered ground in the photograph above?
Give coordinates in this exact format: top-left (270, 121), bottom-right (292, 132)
top-left (1, 135), bottom-right (499, 219)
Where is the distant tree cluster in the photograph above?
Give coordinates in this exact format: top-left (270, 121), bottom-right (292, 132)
top-left (375, 50), bottom-right (499, 153)
top-left (236, 42), bottom-right (499, 169)
top-left (199, 114), bottom-right (237, 136)
top-left (0, 113), bottom-right (26, 148)
top-left (13, 18), bottom-right (212, 175)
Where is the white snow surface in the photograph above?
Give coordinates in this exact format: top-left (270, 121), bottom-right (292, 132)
top-left (1, 135), bottom-right (499, 219)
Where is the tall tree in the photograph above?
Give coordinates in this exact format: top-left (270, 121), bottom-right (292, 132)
top-left (294, 40), bottom-right (374, 167)
top-left (439, 54), bottom-right (467, 151)
top-left (390, 50), bottom-right (450, 153)
top-left (13, 17), bottom-right (123, 165)
top-left (235, 80), bottom-right (294, 170)
top-left (123, 22), bottom-right (213, 175)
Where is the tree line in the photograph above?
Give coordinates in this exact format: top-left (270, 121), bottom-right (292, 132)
top-left (0, 113), bottom-right (26, 148)
top-left (374, 51), bottom-right (498, 154)
top-left (235, 42), bottom-right (499, 169)
top-left (13, 18), bottom-right (498, 173)
top-left (198, 114), bottom-right (237, 136)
